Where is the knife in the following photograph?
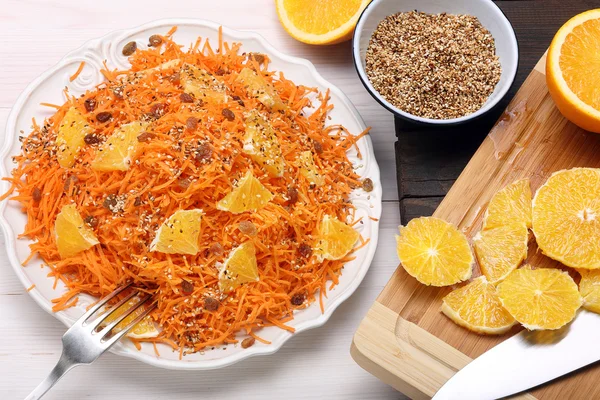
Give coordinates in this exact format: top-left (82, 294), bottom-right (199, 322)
top-left (432, 309), bottom-right (600, 400)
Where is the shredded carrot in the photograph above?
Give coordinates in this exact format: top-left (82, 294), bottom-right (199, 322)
top-left (2, 28), bottom-right (370, 354)
top-left (39, 103), bottom-right (61, 109)
top-left (26, 284), bottom-right (36, 292)
top-left (69, 61), bottom-right (86, 82)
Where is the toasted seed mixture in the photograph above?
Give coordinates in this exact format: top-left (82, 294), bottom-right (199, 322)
top-left (365, 11), bottom-right (502, 120)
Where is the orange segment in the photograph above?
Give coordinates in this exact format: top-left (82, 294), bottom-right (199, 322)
top-left (578, 269), bottom-right (600, 314)
top-left (547, 9), bottom-right (600, 133)
top-left (218, 241), bottom-right (259, 293)
top-left (442, 276), bottom-right (516, 335)
top-left (497, 267), bottom-right (582, 330)
top-left (55, 204), bottom-right (99, 258)
top-left (243, 111), bottom-right (285, 177)
top-left (275, 0), bottom-right (371, 45)
top-left (149, 209), bottom-right (203, 255)
top-left (91, 121), bottom-right (146, 171)
top-left (216, 170), bottom-right (274, 213)
top-left (236, 68), bottom-right (285, 111)
top-left (102, 297), bottom-right (158, 339)
top-left (483, 179), bottom-right (532, 230)
top-left (473, 223), bottom-right (528, 284)
top-left (298, 151), bottom-right (325, 186)
top-left (181, 63), bottom-right (228, 104)
top-left (56, 107), bottom-right (92, 168)
top-left (396, 217), bottom-right (473, 286)
top-left (315, 215), bottom-right (360, 261)
top-left (532, 168), bottom-right (600, 269)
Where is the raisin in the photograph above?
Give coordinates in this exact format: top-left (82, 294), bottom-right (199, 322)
top-left (96, 112), bottom-right (112, 123)
top-left (122, 41), bottom-right (137, 56)
top-left (215, 68), bottom-right (226, 76)
top-left (287, 187), bottom-right (299, 205)
top-left (210, 243), bottom-right (224, 256)
top-left (241, 337), bottom-right (255, 349)
top-left (134, 197), bottom-right (142, 206)
top-left (149, 103), bottom-right (166, 118)
top-left (112, 86), bottom-right (124, 99)
top-left (249, 53), bottom-right (265, 64)
top-left (186, 116), bottom-right (199, 130)
top-left (362, 178), bottom-right (374, 192)
top-left (137, 132), bottom-right (156, 142)
top-left (313, 140), bottom-right (324, 154)
top-left (84, 98), bottom-right (97, 112)
top-left (84, 215), bottom-right (98, 228)
top-left (204, 297), bottom-right (220, 311)
top-left (32, 187), bottom-right (42, 202)
top-left (180, 93), bottom-right (194, 103)
top-left (168, 72), bottom-right (181, 84)
top-left (181, 279), bottom-right (194, 294)
top-left (63, 175), bottom-right (79, 192)
top-left (178, 177), bottom-right (191, 189)
top-left (222, 108), bottom-right (235, 121)
top-left (148, 34), bottom-right (163, 47)
top-left (238, 221), bottom-right (257, 236)
top-left (195, 143), bottom-right (213, 163)
top-left (291, 293), bottom-right (306, 306)
top-left (84, 134), bottom-right (101, 145)
top-left (298, 243), bottom-right (312, 258)
top-left (232, 95), bottom-right (245, 107)
top-left (103, 194), bottom-right (117, 210)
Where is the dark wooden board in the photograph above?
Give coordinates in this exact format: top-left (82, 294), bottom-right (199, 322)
top-left (396, 0), bottom-right (600, 223)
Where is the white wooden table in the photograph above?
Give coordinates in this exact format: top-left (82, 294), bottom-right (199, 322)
top-left (0, 1), bottom-right (405, 399)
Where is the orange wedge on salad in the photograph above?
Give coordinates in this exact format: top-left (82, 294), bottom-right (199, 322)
top-left (55, 204), bottom-right (99, 258)
top-left (217, 170), bottom-right (274, 213)
top-left (442, 276), bottom-right (516, 335)
top-left (91, 121), bottom-right (146, 171)
top-left (298, 151), bottom-right (325, 186)
top-left (150, 209), bottom-right (203, 255)
top-left (243, 111), bottom-right (285, 177)
top-left (275, 0), bottom-right (371, 45)
top-left (236, 68), bottom-right (285, 111)
top-left (56, 107), bottom-right (92, 168)
top-left (102, 297), bottom-right (158, 339)
top-left (547, 9), bottom-right (600, 133)
top-left (180, 63), bottom-right (228, 104)
top-left (396, 217), bottom-right (473, 286)
top-left (315, 214), bottom-right (360, 261)
top-left (219, 241), bottom-right (259, 293)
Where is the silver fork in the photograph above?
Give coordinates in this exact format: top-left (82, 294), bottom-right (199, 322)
top-left (25, 283), bottom-right (157, 400)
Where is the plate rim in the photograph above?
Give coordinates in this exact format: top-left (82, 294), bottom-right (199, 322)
top-left (0, 18), bottom-right (382, 370)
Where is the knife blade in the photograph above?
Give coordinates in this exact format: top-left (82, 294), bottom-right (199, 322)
top-left (432, 309), bottom-right (600, 400)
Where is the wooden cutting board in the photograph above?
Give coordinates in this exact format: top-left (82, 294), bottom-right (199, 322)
top-left (351, 53), bottom-right (600, 400)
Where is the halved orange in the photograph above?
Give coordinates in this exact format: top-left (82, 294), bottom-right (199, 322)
top-left (275, 0), bottom-right (371, 45)
top-left (442, 276), bottom-right (516, 335)
top-left (396, 217), bottom-right (473, 286)
top-left (547, 9), bottom-right (600, 133)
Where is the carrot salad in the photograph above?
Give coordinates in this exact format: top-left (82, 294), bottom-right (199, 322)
top-left (2, 28), bottom-right (371, 354)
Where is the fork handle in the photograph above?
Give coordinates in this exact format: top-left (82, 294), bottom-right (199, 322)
top-left (24, 352), bottom-right (78, 400)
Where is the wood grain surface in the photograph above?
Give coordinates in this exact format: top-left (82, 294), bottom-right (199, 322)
top-left (354, 49), bottom-right (600, 399)
top-left (397, 0), bottom-right (600, 223)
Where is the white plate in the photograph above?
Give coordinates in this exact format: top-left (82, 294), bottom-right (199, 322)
top-left (0, 19), bottom-right (382, 370)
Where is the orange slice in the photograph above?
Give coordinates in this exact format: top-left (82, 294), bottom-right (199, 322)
top-left (275, 0), bottom-right (372, 45)
top-left (91, 121), bottom-right (146, 171)
top-left (149, 209), bottom-right (203, 255)
top-left (547, 9), bottom-right (600, 133)
top-left (181, 63), bottom-right (228, 104)
top-left (578, 269), bottom-right (600, 314)
top-left (243, 111), bottom-right (285, 177)
top-left (395, 217), bottom-right (473, 286)
top-left (216, 170), bottom-right (274, 213)
top-left (218, 241), bottom-right (259, 293)
top-left (56, 107), bottom-right (92, 168)
top-left (497, 267), bottom-right (582, 330)
top-left (298, 151), bottom-right (325, 186)
top-left (442, 276), bottom-right (516, 335)
top-left (102, 297), bottom-right (158, 339)
top-left (483, 178), bottom-right (532, 230)
top-left (473, 223), bottom-right (528, 284)
top-left (532, 168), bottom-right (600, 269)
top-left (55, 204), bottom-right (99, 258)
top-left (236, 68), bottom-right (285, 111)
top-left (315, 214), bottom-right (360, 261)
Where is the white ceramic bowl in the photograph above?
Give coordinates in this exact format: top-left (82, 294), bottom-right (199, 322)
top-left (0, 19), bottom-right (382, 370)
top-left (353, 0), bottom-right (519, 125)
